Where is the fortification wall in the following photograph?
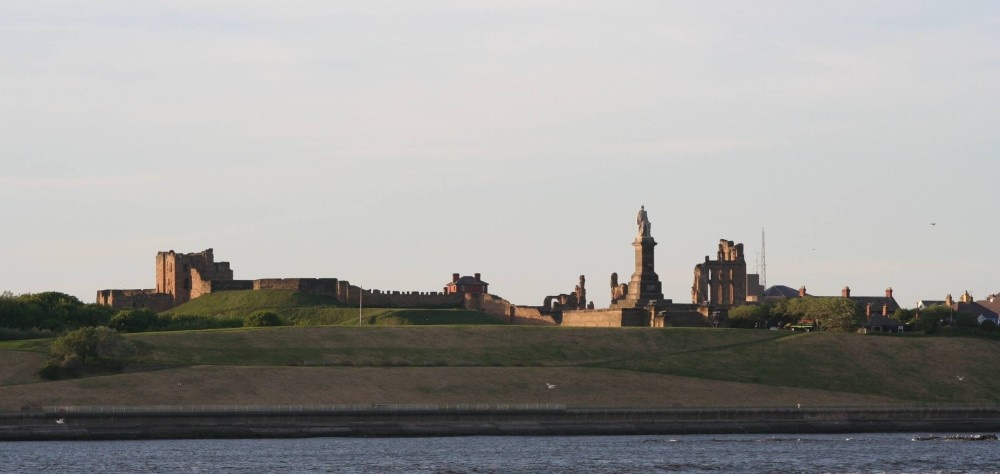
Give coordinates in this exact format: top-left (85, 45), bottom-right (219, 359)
top-left (471, 294), bottom-right (557, 325)
top-left (95, 289), bottom-right (174, 313)
top-left (332, 281), bottom-right (463, 308)
top-left (561, 309), bottom-right (628, 327)
top-left (664, 304), bottom-right (713, 328)
top-left (205, 280), bottom-right (254, 292)
top-left (362, 289), bottom-right (463, 308)
top-left (254, 279), bottom-right (339, 298)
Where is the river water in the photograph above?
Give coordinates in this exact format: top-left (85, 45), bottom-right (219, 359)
top-left (2, 433), bottom-right (997, 473)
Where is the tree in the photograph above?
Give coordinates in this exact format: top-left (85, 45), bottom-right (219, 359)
top-left (770, 297), bottom-right (860, 332)
top-left (727, 303), bottom-right (775, 328)
top-left (46, 326), bottom-right (137, 376)
top-left (892, 308), bottom-right (917, 324)
top-left (243, 311), bottom-right (281, 327)
top-left (914, 305), bottom-right (952, 333)
top-left (110, 308), bottom-right (159, 333)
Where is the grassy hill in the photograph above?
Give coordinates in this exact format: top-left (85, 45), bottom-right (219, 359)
top-left (2, 327), bottom-right (999, 409)
top-left (163, 290), bottom-right (500, 326)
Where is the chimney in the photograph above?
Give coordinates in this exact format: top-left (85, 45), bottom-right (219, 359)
top-left (885, 287), bottom-right (893, 298)
top-left (882, 304), bottom-right (888, 316)
top-left (474, 273), bottom-right (481, 282)
top-left (452, 273), bottom-right (460, 283)
top-left (798, 286), bottom-right (807, 297)
top-left (842, 286), bottom-right (851, 298)
top-left (866, 302), bottom-right (872, 317)
top-left (962, 290), bottom-right (972, 303)
top-left (945, 294), bottom-right (953, 306)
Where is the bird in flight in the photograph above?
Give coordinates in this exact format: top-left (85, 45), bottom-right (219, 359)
top-left (546, 383), bottom-right (556, 389)
top-left (956, 375), bottom-right (965, 381)
top-left (930, 223), bottom-right (937, 226)
top-left (55, 418), bottom-right (65, 424)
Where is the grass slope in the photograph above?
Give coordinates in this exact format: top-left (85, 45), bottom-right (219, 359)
top-left (3, 327), bottom-right (998, 409)
top-left (163, 290), bottom-right (500, 326)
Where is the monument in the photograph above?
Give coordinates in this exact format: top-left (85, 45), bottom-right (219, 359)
top-left (611, 205), bottom-right (665, 309)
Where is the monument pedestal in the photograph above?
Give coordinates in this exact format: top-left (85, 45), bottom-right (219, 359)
top-left (611, 236), bottom-right (665, 309)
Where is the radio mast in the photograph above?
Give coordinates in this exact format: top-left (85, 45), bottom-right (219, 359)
top-left (756, 228), bottom-right (767, 288)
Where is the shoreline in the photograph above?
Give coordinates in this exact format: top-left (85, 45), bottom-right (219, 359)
top-left (3, 405), bottom-right (999, 441)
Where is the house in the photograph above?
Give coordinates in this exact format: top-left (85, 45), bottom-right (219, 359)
top-left (444, 273), bottom-right (489, 295)
top-left (949, 291), bottom-right (1000, 326)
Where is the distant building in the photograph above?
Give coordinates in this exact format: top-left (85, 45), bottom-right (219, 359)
top-left (939, 291), bottom-right (1000, 325)
top-left (691, 239), bottom-right (764, 307)
top-left (444, 273), bottom-right (489, 295)
top-left (99, 248), bottom-right (468, 312)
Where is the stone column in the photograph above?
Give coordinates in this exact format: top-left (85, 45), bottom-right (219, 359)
top-left (626, 235), bottom-right (664, 306)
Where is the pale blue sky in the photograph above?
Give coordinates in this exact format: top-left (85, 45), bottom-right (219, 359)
top-left (2, 1), bottom-right (998, 308)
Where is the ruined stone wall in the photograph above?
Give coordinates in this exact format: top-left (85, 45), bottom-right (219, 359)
top-left (95, 289), bottom-right (174, 313)
top-left (471, 294), bottom-right (557, 325)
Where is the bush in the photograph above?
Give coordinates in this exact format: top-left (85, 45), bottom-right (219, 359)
top-left (42, 327), bottom-right (137, 378)
top-left (243, 311), bottom-right (282, 327)
top-left (110, 309), bottom-right (159, 333)
top-left (157, 314), bottom-right (243, 331)
top-left (0, 327), bottom-right (55, 341)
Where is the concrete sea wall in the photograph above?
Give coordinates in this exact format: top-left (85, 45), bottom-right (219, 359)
top-left (3, 404), bottom-right (999, 441)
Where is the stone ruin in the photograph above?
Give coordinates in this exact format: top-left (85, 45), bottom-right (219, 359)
top-left (543, 275), bottom-right (592, 311)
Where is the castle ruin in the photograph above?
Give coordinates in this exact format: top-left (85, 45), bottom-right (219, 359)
top-left (98, 248), bottom-right (485, 312)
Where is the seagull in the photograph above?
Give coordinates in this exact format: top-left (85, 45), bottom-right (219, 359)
top-left (546, 383), bottom-right (556, 389)
top-left (55, 418), bottom-right (65, 424)
top-left (796, 404), bottom-right (801, 409)
top-left (956, 375), bottom-right (965, 381)
top-left (930, 223), bottom-right (937, 226)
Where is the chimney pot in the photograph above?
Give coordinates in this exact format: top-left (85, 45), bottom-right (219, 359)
top-left (798, 286), bottom-right (807, 297)
top-left (842, 286), bottom-right (851, 298)
top-left (886, 287), bottom-right (893, 298)
top-left (452, 273), bottom-right (460, 283)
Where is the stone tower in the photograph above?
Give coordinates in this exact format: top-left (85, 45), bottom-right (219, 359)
top-left (613, 205), bottom-right (664, 308)
top-left (155, 248), bottom-right (234, 306)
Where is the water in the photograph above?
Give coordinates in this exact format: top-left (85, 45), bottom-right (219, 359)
top-left (1, 433), bottom-right (997, 473)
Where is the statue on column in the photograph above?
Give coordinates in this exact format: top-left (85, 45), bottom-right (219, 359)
top-left (637, 205), bottom-right (651, 238)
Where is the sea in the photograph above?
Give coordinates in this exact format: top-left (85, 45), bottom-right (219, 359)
top-left (1, 433), bottom-right (997, 473)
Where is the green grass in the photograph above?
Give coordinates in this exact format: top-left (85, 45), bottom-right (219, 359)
top-left (0, 339), bottom-right (50, 352)
top-left (5, 326), bottom-right (999, 407)
top-left (163, 290), bottom-right (344, 316)
top-left (162, 290), bottom-right (498, 326)
top-left (121, 326), bottom-right (1000, 403)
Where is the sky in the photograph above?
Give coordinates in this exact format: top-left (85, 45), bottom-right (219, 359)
top-left (2, 1), bottom-right (998, 309)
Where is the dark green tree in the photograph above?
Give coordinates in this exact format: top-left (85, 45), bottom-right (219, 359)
top-left (110, 308), bottom-right (159, 333)
top-left (243, 311), bottom-right (282, 327)
top-left (892, 308), bottom-right (918, 324)
top-left (770, 297), bottom-right (860, 332)
top-left (914, 305), bottom-right (953, 333)
top-left (43, 327), bottom-right (137, 378)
